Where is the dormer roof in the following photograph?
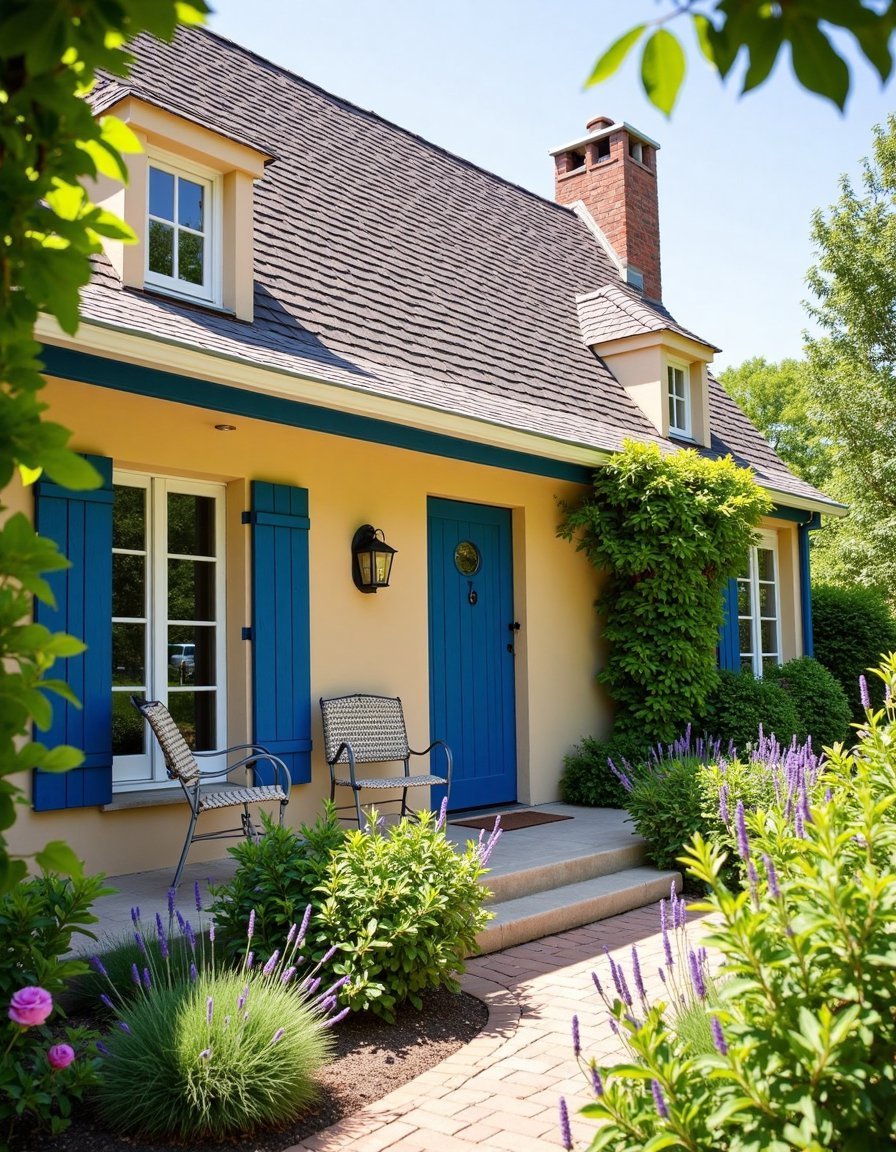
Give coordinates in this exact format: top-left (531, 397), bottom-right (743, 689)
top-left (577, 284), bottom-right (720, 353)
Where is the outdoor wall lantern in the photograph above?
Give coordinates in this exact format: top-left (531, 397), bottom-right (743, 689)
top-left (351, 525), bottom-right (397, 593)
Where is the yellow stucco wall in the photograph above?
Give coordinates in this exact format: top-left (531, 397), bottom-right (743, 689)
top-left (6, 377), bottom-right (606, 875)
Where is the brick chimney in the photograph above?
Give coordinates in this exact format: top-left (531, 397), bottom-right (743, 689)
top-left (551, 116), bottom-right (662, 301)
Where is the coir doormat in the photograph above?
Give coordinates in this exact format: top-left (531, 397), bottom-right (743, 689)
top-left (451, 810), bottom-right (574, 832)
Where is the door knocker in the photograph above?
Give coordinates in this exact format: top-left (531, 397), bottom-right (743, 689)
top-left (467, 581), bottom-right (478, 606)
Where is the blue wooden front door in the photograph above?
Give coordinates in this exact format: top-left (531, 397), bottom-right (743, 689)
top-left (428, 498), bottom-right (516, 810)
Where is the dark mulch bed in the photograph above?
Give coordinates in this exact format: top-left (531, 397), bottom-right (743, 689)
top-left (21, 989), bottom-right (488, 1152)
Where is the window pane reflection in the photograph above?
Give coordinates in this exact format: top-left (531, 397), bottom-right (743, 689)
top-left (113, 486), bottom-right (145, 550)
top-left (168, 558), bottom-right (215, 622)
top-left (113, 623), bottom-right (145, 686)
top-left (168, 690), bottom-right (215, 751)
top-left (168, 493), bottom-right (215, 556)
top-left (113, 553), bottom-right (145, 619)
top-left (112, 693), bottom-right (145, 756)
top-left (167, 627), bottom-right (215, 687)
top-left (149, 220), bottom-right (174, 276)
top-left (149, 167), bottom-right (175, 220)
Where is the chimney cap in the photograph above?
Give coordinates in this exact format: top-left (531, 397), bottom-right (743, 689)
top-left (549, 118), bottom-right (661, 158)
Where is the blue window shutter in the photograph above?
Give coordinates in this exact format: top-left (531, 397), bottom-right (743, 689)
top-left (249, 482), bottom-right (312, 784)
top-left (33, 456), bottom-right (114, 810)
top-left (718, 577), bottom-right (740, 672)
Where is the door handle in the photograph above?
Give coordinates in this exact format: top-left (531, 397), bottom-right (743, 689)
top-left (507, 621), bottom-right (520, 653)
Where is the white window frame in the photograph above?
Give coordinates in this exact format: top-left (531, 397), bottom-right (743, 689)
top-left (667, 361), bottom-right (691, 437)
top-left (737, 531), bottom-right (782, 677)
top-left (112, 471), bottom-right (227, 789)
top-left (145, 151), bottom-right (222, 307)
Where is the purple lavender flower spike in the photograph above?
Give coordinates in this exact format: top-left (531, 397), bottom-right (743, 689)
top-left (631, 947), bottom-right (646, 1002)
top-left (156, 913), bottom-right (169, 960)
top-left (270, 1027), bottom-right (285, 1045)
top-left (617, 967), bottom-right (633, 1008)
top-left (100, 993), bottom-right (115, 1011)
top-left (262, 949), bottom-right (280, 976)
top-left (193, 880), bottom-right (202, 913)
top-left (185, 920), bottom-right (196, 953)
top-left (795, 808), bottom-right (805, 839)
top-left (688, 950), bottom-right (706, 1000)
top-left (558, 1097), bottom-right (573, 1152)
top-left (436, 796), bottom-right (448, 832)
top-left (718, 783), bottom-right (730, 825)
top-left (324, 1006), bottom-right (352, 1027)
top-left (286, 922), bottom-right (297, 946)
top-left (131, 962), bottom-right (141, 986)
top-left (747, 859), bottom-right (759, 891)
top-left (130, 905), bottom-right (140, 926)
top-left (97, 1040), bottom-right (110, 1056)
top-left (320, 944), bottom-right (338, 965)
top-left (607, 757), bottom-right (633, 793)
top-left (609, 1017), bottom-right (619, 1036)
top-left (658, 966), bottom-right (667, 984)
top-left (167, 888), bottom-right (176, 919)
top-left (190, 963), bottom-right (197, 982)
top-left (247, 909), bottom-right (256, 942)
top-left (281, 966), bottom-right (297, 984)
top-left (118, 1020), bottom-right (131, 1033)
top-left (134, 931), bottom-right (147, 956)
top-left (209, 920), bottom-right (216, 943)
top-left (237, 986), bottom-right (249, 1011)
top-left (735, 801), bottom-right (750, 861)
top-left (571, 1014), bottom-right (581, 1057)
top-left (590, 1061), bottom-right (604, 1096)
top-left (298, 904), bottom-right (312, 945)
top-left (142, 966), bottom-right (152, 988)
top-left (176, 909), bottom-right (185, 933)
top-left (674, 893), bottom-right (687, 930)
top-left (651, 1079), bottom-right (670, 1120)
top-left (711, 1016), bottom-right (728, 1056)
top-left (90, 955), bottom-right (108, 978)
top-left (206, 996), bottom-right (214, 1024)
top-left (859, 675), bottom-right (871, 711)
top-left (591, 971), bottom-right (604, 997)
top-left (199, 1048), bottom-right (212, 1060)
top-left (763, 854), bottom-right (780, 898)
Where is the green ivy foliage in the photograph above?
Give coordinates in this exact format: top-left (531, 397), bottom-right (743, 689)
top-left (0, 0), bottom-right (208, 891)
top-left (559, 441), bottom-right (769, 744)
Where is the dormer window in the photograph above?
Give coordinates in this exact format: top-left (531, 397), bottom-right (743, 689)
top-left (667, 362), bottom-right (690, 436)
top-left (146, 158), bottom-right (219, 306)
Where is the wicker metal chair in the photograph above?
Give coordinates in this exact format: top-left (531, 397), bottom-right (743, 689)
top-left (131, 697), bottom-right (291, 887)
top-left (319, 693), bottom-right (452, 826)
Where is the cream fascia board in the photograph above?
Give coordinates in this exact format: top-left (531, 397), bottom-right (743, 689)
top-left (35, 315), bottom-right (613, 470)
top-left (595, 329), bottom-right (716, 363)
top-left (104, 96), bottom-right (271, 178)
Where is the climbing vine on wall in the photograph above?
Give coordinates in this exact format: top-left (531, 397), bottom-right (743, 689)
top-left (558, 440), bottom-right (769, 743)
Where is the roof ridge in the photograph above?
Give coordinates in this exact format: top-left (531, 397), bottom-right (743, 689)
top-left (169, 24), bottom-right (580, 220)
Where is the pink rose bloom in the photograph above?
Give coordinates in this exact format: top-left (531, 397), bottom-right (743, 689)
top-left (47, 1044), bottom-right (76, 1070)
top-left (9, 986), bottom-right (53, 1027)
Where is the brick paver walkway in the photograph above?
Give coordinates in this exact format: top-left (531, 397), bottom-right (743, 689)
top-left (287, 903), bottom-right (674, 1151)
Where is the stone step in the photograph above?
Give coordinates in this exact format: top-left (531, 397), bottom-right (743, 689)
top-left (476, 866), bottom-right (681, 955)
top-left (483, 840), bottom-right (649, 904)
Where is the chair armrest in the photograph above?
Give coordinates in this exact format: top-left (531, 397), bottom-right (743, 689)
top-left (328, 741), bottom-right (360, 788)
top-left (409, 740), bottom-right (453, 784)
top-left (194, 747), bottom-right (292, 799)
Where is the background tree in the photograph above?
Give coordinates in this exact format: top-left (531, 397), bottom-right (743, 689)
top-left (590, 1), bottom-right (895, 115)
top-left (718, 356), bottom-right (835, 490)
top-left (0, 0), bottom-right (208, 892)
top-left (803, 113), bottom-right (896, 594)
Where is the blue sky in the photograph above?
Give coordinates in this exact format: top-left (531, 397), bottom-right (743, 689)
top-left (208, 1), bottom-right (894, 370)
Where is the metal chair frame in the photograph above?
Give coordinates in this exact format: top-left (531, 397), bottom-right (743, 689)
top-left (319, 693), bottom-right (452, 827)
top-left (131, 697), bottom-right (291, 887)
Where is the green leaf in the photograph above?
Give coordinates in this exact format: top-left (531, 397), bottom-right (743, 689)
top-left (40, 448), bottom-right (101, 490)
top-left (788, 21), bottom-right (850, 111)
top-left (34, 841), bottom-right (84, 878)
top-left (99, 114), bottom-right (143, 156)
top-left (742, 17), bottom-right (785, 93)
top-left (585, 24), bottom-right (646, 88)
top-left (692, 14), bottom-right (717, 66)
top-left (640, 29), bottom-right (686, 117)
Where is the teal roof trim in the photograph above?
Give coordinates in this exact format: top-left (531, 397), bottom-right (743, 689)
top-left (40, 346), bottom-right (594, 485)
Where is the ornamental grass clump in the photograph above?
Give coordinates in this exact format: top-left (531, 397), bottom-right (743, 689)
top-left (92, 886), bottom-right (346, 1141)
top-left (565, 655), bottom-right (896, 1152)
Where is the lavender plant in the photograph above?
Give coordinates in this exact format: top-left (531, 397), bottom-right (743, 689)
top-left (567, 655), bottom-right (896, 1152)
top-left (92, 887), bottom-right (346, 1140)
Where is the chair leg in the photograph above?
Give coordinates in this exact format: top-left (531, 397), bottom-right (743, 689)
top-left (353, 787), bottom-right (364, 829)
top-left (173, 809), bottom-right (199, 889)
top-left (241, 806), bottom-right (260, 842)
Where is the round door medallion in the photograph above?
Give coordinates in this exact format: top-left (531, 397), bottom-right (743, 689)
top-left (454, 540), bottom-right (481, 576)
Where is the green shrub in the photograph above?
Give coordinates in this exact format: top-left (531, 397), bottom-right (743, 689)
top-left (559, 731), bottom-right (652, 808)
top-left (570, 655), bottom-right (896, 1151)
top-left (765, 655), bottom-right (852, 748)
top-left (698, 668), bottom-right (801, 750)
top-left (312, 806), bottom-right (499, 1021)
top-left (210, 807), bottom-right (345, 965)
top-left (811, 583), bottom-right (896, 721)
top-left (624, 757), bottom-right (706, 872)
top-left (0, 873), bottom-right (109, 1143)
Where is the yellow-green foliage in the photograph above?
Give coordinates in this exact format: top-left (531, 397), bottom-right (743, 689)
top-left (559, 441), bottom-right (769, 742)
